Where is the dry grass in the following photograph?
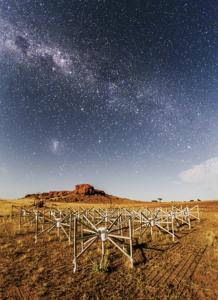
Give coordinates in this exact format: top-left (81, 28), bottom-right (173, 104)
top-left (1, 197), bottom-right (216, 214)
top-left (0, 198), bottom-right (35, 216)
top-left (0, 199), bottom-right (218, 299)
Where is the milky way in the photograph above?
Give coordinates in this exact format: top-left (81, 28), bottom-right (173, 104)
top-left (0, 1), bottom-right (218, 200)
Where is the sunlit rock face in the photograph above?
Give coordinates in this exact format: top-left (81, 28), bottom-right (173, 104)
top-left (74, 184), bottom-right (95, 195)
top-left (74, 184), bottom-right (106, 196)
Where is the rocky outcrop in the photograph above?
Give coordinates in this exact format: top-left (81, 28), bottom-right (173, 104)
top-left (74, 184), bottom-right (95, 195)
top-left (24, 184), bottom-right (108, 203)
top-left (24, 191), bottom-right (71, 199)
top-left (74, 184), bottom-right (106, 195)
top-left (23, 186), bottom-right (141, 205)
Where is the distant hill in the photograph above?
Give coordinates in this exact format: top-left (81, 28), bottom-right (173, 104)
top-left (24, 184), bottom-right (144, 205)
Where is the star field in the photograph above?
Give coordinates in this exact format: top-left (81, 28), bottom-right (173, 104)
top-left (0, 1), bottom-right (218, 200)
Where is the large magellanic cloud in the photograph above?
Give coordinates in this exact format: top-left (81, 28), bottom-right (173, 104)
top-left (179, 157), bottom-right (218, 184)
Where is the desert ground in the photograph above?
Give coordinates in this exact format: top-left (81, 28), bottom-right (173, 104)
top-left (0, 198), bottom-right (218, 300)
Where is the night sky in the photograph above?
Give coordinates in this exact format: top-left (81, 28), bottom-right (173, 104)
top-left (1, 1), bottom-right (218, 200)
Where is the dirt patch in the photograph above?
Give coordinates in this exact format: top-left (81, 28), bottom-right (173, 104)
top-left (0, 201), bottom-right (217, 299)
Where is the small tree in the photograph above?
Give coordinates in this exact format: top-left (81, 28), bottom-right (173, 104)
top-left (157, 198), bottom-right (163, 202)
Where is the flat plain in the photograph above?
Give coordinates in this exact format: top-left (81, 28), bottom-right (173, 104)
top-left (0, 198), bottom-right (217, 300)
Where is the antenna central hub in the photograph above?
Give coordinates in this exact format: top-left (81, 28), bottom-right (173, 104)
top-left (97, 227), bottom-right (108, 241)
